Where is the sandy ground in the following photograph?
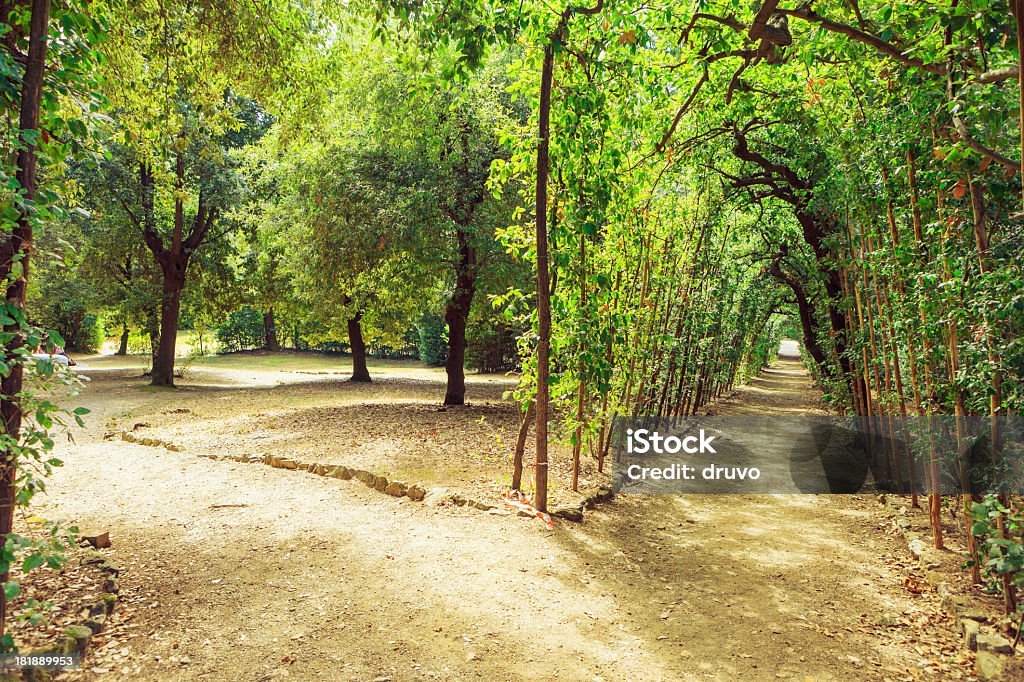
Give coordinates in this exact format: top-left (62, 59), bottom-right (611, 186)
top-left (24, 346), bottom-right (970, 680)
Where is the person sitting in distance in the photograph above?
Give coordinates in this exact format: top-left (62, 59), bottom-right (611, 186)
top-left (31, 344), bottom-right (76, 366)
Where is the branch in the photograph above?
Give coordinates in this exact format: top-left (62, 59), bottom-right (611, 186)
top-left (847, 0), bottom-right (866, 29)
top-left (778, 7), bottom-right (947, 76)
top-left (679, 12), bottom-right (744, 45)
top-left (730, 123), bottom-right (808, 196)
top-left (656, 64), bottom-right (709, 152)
top-left (726, 58), bottom-right (753, 104)
top-left (139, 223), bottom-right (165, 258)
top-left (184, 194), bottom-right (218, 252)
top-left (952, 116), bottom-right (1020, 171)
top-left (975, 65), bottom-right (1019, 84)
top-left (115, 195), bottom-right (144, 234)
top-left (747, 1), bottom-right (780, 41)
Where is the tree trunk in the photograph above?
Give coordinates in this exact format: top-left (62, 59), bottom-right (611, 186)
top-left (263, 309), bottom-right (280, 351)
top-left (444, 231), bottom-right (476, 406)
top-left (512, 400), bottom-right (535, 492)
top-left (444, 305), bottom-right (469, 404)
top-left (116, 325), bottom-right (129, 355)
top-left (347, 314), bottom-right (371, 383)
top-left (533, 39), bottom-right (556, 514)
top-left (139, 147), bottom-right (215, 386)
top-left (150, 281), bottom-right (182, 386)
top-left (526, 0), bottom-right (604, 512)
top-left (0, 0), bottom-right (50, 640)
top-left (769, 259), bottom-right (830, 372)
top-left (571, 235), bottom-right (587, 492)
top-left (1015, 0), bottom-right (1024, 210)
top-left (148, 323), bottom-right (159, 368)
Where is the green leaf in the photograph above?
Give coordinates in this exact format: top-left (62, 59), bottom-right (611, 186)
top-left (21, 554), bottom-right (43, 573)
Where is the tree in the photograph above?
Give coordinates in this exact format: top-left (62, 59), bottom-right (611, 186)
top-left (275, 142), bottom-right (432, 382)
top-left (95, 0), bottom-right (302, 384)
top-left (0, 0), bottom-right (105, 644)
top-left (417, 70), bottom-right (522, 405)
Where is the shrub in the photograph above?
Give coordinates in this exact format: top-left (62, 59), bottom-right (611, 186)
top-left (76, 313), bottom-right (104, 353)
top-left (29, 278), bottom-right (103, 352)
top-left (467, 319), bottom-right (518, 373)
top-left (215, 306), bottom-right (264, 353)
top-left (416, 312), bottom-right (447, 366)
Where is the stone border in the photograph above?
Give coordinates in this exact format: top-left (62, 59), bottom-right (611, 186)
top-left (880, 495), bottom-right (1016, 681)
top-left (116, 430), bottom-right (182, 452)
top-left (198, 452), bottom-right (613, 525)
top-left (18, 549), bottom-right (120, 681)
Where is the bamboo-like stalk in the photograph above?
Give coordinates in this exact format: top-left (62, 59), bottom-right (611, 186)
top-left (906, 149), bottom-right (944, 547)
top-left (966, 173), bottom-right (1016, 613)
top-left (571, 235), bottom-right (587, 492)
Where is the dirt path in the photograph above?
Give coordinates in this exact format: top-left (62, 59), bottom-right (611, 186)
top-left (34, 347), bottom-right (967, 681)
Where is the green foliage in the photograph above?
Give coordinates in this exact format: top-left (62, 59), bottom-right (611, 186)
top-left (33, 298), bottom-right (104, 354)
top-left (0, 0), bottom-right (107, 651)
top-left (969, 497), bottom-right (1024, 617)
top-left (216, 306), bottom-right (265, 353)
top-left (0, 326), bottom-right (90, 653)
top-left (416, 313), bottom-right (448, 366)
top-left (466, 317), bottom-right (517, 373)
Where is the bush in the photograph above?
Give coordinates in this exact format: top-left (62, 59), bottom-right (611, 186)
top-left (416, 312), bottom-right (447, 366)
top-left (126, 330), bottom-right (156, 356)
top-left (76, 313), bottom-right (104, 353)
top-left (370, 328), bottom-right (419, 359)
top-left (467, 319), bottom-right (518, 373)
top-left (216, 306), bottom-right (264, 353)
top-left (31, 278), bottom-right (103, 350)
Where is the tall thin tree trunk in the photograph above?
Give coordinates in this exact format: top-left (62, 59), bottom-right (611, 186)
top-left (0, 0), bottom-right (50, 639)
top-left (528, 0), bottom-right (604, 512)
top-left (347, 314), bottom-right (371, 383)
top-left (444, 230), bottom-right (476, 406)
top-left (571, 235), bottom-right (587, 492)
top-left (116, 325), bottom-right (129, 356)
top-left (512, 400), bottom-right (535, 492)
top-left (907, 149), bottom-right (944, 547)
top-left (967, 174), bottom-right (1016, 613)
top-left (1015, 1), bottom-right (1024, 210)
top-left (533, 39), bottom-right (556, 513)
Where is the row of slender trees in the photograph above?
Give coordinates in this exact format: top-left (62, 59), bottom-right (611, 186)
top-left (385, 0), bottom-right (1024, 619)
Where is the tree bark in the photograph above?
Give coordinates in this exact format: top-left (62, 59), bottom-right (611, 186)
top-left (263, 309), bottom-right (280, 351)
top-left (533, 39), bottom-right (556, 514)
top-left (1014, 1), bottom-right (1024, 209)
top-left (139, 152), bottom-right (216, 387)
top-left (528, 0), bottom-right (603, 513)
top-left (512, 400), bottom-right (535, 492)
top-left (444, 230), bottom-right (476, 405)
top-left (151, 277), bottom-right (183, 386)
top-left (768, 258), bottom-right (830, 372)
top-left (347, 314), bottom-right (371, 383)
top-left (0, 0), bottom-right (50, 640)
top-left (116, 325), bottom-right (129, 355)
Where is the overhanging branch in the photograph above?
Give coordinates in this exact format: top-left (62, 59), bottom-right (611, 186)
top-left (778, 6), bottom-right (947, 76)
top-left (952, 116), bottom-right (1020, 171)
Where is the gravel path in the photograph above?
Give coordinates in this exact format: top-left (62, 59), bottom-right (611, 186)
top-left (34, 349), bottom-right (965, 681)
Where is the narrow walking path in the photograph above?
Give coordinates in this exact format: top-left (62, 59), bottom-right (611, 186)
top-left (35, 346), bottom-right (966, 680)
